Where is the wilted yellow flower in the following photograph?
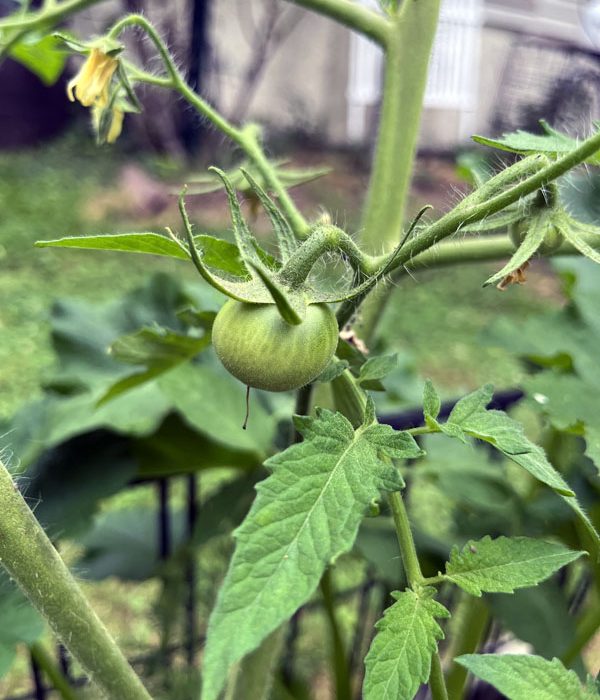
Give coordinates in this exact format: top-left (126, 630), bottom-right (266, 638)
top-left (67, 49), bottom-right (118, 107)
top-left (92, 103), bottom-right (125, 145)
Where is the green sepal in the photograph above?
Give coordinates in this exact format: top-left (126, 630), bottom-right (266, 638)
top-left (460, 208), bottom-right (523, 233)
top-left (246, 261), bottom-right (305, 325)
top-left (179, 192), bottom-right (271, 303)
top-left (558, 214), bottom-right (600, 265)
top-left (484, 212), bottom-right (549, 287)
top-left (209, 167), bottom-right (275, 267)
top-left (241, 168), bottom-right (298, 261)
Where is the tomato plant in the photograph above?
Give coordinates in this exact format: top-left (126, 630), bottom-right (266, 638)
top-left (2, 2), bottom-right (600, 700)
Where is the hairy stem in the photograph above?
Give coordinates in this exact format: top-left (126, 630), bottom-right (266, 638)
top-left (108, 14), bottom-right (309, 238)
top-left (0, 459), bottom-right (151, 700)
top-left (284, 0), bottom-right (389, 46)
top-left (321, 569), bottom-right (352, 700)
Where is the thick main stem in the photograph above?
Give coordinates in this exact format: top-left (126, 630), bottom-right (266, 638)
top-left (0, 459), bottom-right (151, 700)
top-left (445, 595), bottom-right (489, 700)
top-left (360, 0), bottom-right (441, 253)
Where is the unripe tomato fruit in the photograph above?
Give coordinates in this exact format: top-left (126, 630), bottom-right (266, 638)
top-left (509, 220), bottom-right (563, 255)
top-left (212, 300), bottom-right (339, 391)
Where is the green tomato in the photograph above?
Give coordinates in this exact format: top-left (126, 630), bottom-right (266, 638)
top-left (509, 220), bottom-right (564, 255)
top-left (211, 299), bottom-right (339, 391)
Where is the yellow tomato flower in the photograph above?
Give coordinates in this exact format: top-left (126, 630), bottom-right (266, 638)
top-left (67, 49), bottom-right (118, 107)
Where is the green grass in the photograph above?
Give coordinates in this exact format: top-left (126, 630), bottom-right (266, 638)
top-left (0, 133), bottom-right (195, 419)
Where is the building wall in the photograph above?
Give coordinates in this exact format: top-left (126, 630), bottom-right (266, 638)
top-left (71, 0), bottom-right (600, 149)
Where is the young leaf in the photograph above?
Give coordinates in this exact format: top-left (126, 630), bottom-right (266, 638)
top-left (456, 654), bottom-right (598, 700)
top-left (357, 353), bottom-right (399, 387)
top-left (363, 587), bottom-right (449, 700)
top-left (201, 409), bottom-right (422, 700)
top-left (317, 358), bottom-right (350, 383)
top-left (445, 536), bottom-right (585, 596)
top-left (9, 35), bottom-right (66, 86)
top-left (423, 379), bottom-right (441, 421)
top-left (473, 121), bottom-right (600, 166)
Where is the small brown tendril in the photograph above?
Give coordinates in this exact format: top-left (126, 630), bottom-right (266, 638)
top-left (243, 385), bottom-right (251, 430)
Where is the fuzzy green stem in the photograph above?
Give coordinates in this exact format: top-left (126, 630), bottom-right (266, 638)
top-left (30, 642), bottom-right (78, 700)
top-left (561, 604), bottom-right (600, 667)
top-left (360, 0), bottom-right (441, 252)
top-left (0, 459), bottom-right (151, 700)
top-left (108, 14), bottom-right (308, 239)
top-left (331, 370), bottom-right (367, 429)
top-left (388, 491), bottom-right (423, 586)
top-left (279, 224), bottom-right (378, 287)
top-left (430, 654), bottom-right (450, 700)
top-left (445, 595), bottom-right (489, 700)
top-left (285, 0), bottom-right (390, 46)
top-left (320, 569), bottom-right (352, 700)
top-left (392, 136), bottom-right (600, 276)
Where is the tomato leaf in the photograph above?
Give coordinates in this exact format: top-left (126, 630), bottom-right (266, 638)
top-left (473, 121), bottom-right (600, 166)
top-left (432, 383), bottom-right (600, 556)
top-left (445, 536), bottom-right (585, 596)
top-left (98, 326), bottom-right (211, 405)
top-left (357, 353), bottom-right (399, 387)
top-left (455, 654), bottom-right (598, 700)
top-left (423, 379), bottom-right (441, 421)
top-left (363, 587), bottom-right (449, 700)
top-left (9, 34), bottom-right (66, 85)
top-left (201, 409), bottom-right (422, 700)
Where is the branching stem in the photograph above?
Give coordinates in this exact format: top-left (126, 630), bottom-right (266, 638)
top-left (107, 14), bottom-right (309, 239)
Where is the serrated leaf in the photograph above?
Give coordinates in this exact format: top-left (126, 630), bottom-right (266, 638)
top-left (473, 121), bottom-right (600, 166)
top-left (484, 213), bottom-right (548, 287)
top-left (357, 354), bottom-right (399, 385)
top-left (423, 379), bottom-right (441, 420)
top-left (456, 654), bottom-right (598, 700)
top-left (445, 536), bottom-right (584, 596)
top-left (363, 587), bottom-right (449, 700)
top-left (438, 385), bottom-right (600, 555)
top-left (201, 409), bottom-right (422, 700)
